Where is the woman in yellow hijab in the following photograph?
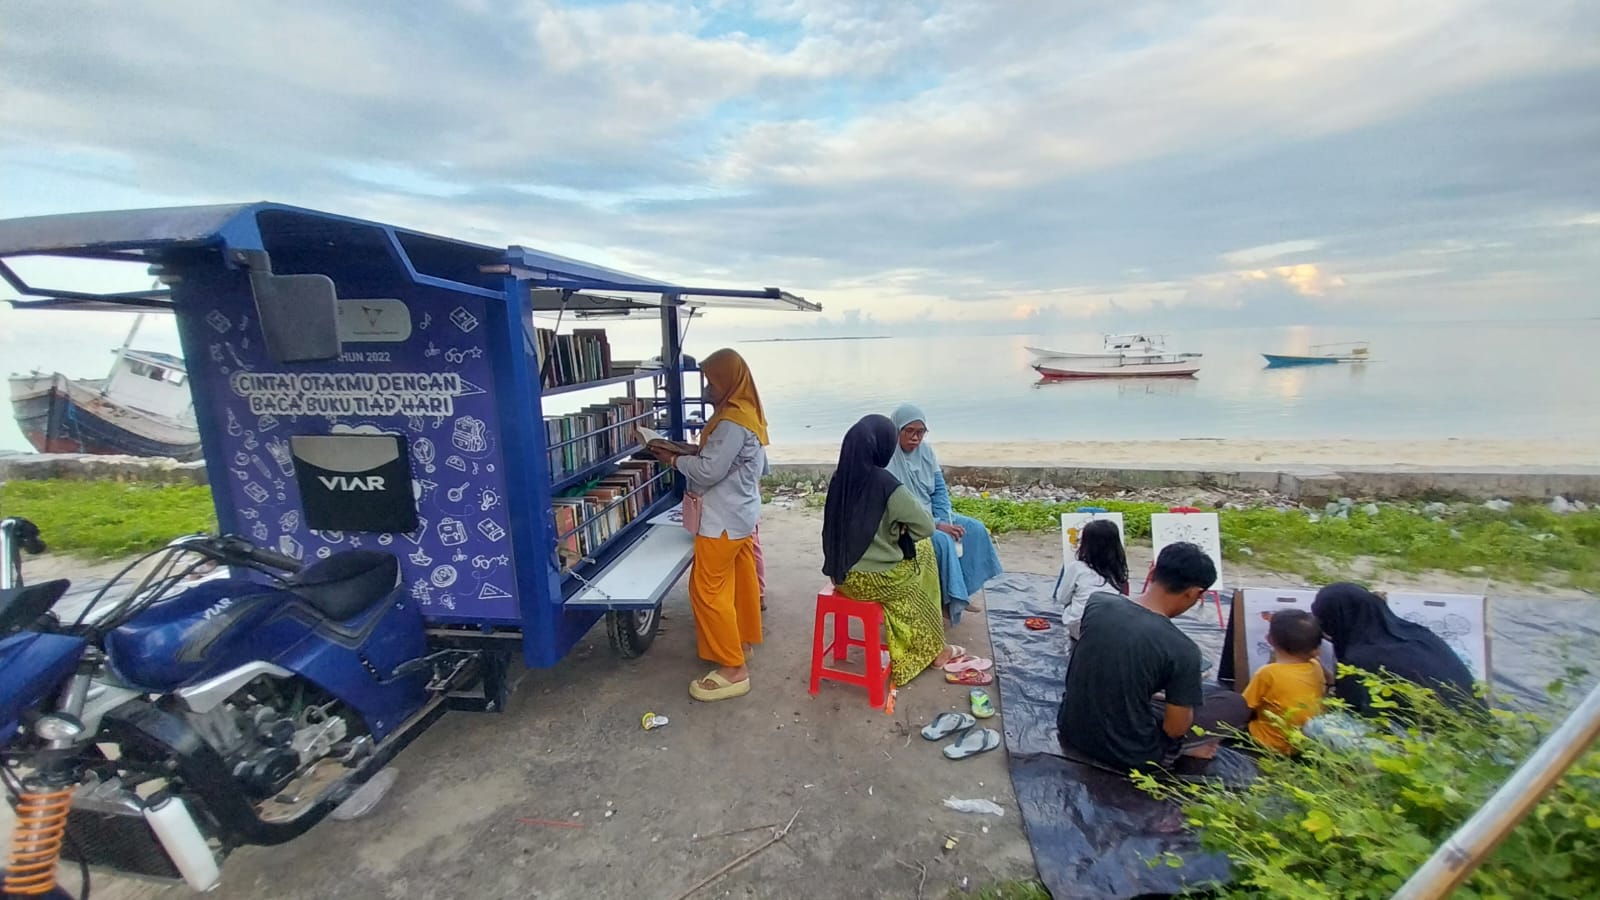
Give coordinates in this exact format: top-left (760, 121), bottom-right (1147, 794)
top-left (651, 349), bottom-right (769, 701)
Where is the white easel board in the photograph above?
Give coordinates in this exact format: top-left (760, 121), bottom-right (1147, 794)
top-left (1231, 588), bottom-right (1336, 683)
top-left (1059, 511), bottom-right (1126, 568)
top-left (1150, 512), bottom-right (1223, 592)
top-left (1382, 591), bottom-right (1491, 681)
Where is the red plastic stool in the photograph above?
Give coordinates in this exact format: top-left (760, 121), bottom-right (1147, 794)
top-left (809, 585), bottom-right (892, 709)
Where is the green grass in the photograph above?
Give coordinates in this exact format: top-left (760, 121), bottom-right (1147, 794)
top-left (950, 496), bottom-right (1600, 591)
top-left (7, 479), bottom-right (1595, 591)
top-left (959, 880), bottom-right (1051, 900)
top-left (0, 480), bottom-right (217, 559)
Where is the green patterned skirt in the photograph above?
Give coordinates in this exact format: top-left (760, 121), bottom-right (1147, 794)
top-left (840, 538), bottom-right (945, 686)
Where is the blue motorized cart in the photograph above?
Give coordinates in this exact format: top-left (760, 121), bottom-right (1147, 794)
top-left (0, 204), bottom-right (814, 894)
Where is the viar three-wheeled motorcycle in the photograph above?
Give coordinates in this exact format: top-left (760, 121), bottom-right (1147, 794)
top-left (1, 515), bottom-right (478, 897)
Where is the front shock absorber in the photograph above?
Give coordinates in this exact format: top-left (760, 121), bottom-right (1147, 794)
top-left (4, 783), bottom-right (75, 895)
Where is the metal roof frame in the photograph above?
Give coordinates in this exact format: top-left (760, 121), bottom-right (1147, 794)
top-left (0, 203), bottom-right (817, 315)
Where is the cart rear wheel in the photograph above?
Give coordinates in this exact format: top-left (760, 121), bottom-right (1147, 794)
top-left (607, 606), bottom-right (660, 658)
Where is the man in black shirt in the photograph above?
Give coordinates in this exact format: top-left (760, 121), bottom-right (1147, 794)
top-left (1056, 542), bottom-right (1248, 771)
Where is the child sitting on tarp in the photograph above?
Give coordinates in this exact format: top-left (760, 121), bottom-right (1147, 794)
top-left (1242, 610), bottom-right (1327, 754)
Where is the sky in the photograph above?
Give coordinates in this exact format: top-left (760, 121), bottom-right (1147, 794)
top-left (1, 0), bottom-right (1598, 363)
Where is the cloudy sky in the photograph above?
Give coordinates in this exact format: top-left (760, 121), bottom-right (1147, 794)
top-left (2, 0), bottom-right (1597, 353)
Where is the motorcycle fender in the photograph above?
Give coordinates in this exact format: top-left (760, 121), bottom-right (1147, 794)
top-left (267, 590), bottom-right (430, 743)
top-left (0, 631), bottom-right (87, 742)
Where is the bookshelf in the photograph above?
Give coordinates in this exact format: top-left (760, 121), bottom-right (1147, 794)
top-left (516, 302), bottom-right (700, 637)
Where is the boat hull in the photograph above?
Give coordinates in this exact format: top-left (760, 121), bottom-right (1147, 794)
top-left (1262, 354), bottom-right (1349, 367)
top-left (1033, 360), bottom-right (1200, 379)
top-left (9, 373), bottom-right (202, 461)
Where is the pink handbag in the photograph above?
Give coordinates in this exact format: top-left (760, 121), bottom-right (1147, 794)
top-left (681, 492), bottom-right (703, 535)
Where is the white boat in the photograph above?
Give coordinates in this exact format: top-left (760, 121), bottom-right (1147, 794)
top-left (1034, 353), bottom-right (1201, 379)
top-left (1027, 333), bottom-right (1186, 363)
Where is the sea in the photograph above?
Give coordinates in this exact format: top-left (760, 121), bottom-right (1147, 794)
top-left (4, 318), bottom-right (1598, 453)
top-left (700, 319), bottom-right (1600, 445)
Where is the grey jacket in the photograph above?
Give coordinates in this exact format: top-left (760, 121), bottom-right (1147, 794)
top-left (674, 422), bottom-right (766, 540)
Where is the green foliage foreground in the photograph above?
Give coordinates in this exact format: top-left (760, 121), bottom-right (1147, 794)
top-left (0, 480), bottom-right (218, 558)
top-left (948, 496), bottom-right (1600, 591)
top-left (1136, 671), bottom-right (1600, 899)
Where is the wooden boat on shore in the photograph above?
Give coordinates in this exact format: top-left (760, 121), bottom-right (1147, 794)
top-left (8, 317), bottom-right (201, 460)
top-left (1262, 342), bottom-right (1371, 368)
top-left (1034, 353), bottom-right (1201, 379)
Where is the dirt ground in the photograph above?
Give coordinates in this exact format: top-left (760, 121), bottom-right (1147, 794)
top-left (9, 503), bottom-right (1592, 900)
top-left (12, 505), bottom-right (1038, 900)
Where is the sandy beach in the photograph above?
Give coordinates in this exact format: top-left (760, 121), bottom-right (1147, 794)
top-left (767, 438), bottom-right (1600, 469)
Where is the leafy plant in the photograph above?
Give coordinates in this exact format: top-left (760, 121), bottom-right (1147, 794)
top-left (0, 479), bottom-right (217, 558)
top-left (1134, 670), bottom-right (1600, 898)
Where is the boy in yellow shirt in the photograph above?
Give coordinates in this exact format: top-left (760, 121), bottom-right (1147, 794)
top-left (1242, 610), bottom-right (1327, 754)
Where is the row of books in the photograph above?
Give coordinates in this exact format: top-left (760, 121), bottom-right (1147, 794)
top-left (535, 327), bottom-right (613, 388)
top-left (545, 397), bottom-right (658, 480)
top-left (552, 460), bottom-right (672, 567)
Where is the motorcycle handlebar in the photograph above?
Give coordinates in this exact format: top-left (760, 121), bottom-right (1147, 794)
top-left (207, 536), bottom-right (303, 574)
top-left (238, 543), bottom-right (304, 574)
top-left (3, 517), bottom-right (47, 555)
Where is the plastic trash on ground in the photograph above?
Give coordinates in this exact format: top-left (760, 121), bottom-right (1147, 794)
top-left (943, 797), bottom-right (1005, 816)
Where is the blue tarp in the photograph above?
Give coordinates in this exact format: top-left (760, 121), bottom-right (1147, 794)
top-left (984, 573), bottom-right (1600, 900)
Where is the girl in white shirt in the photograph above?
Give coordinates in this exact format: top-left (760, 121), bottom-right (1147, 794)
top-left (1058, 519), bottom-right (1130, 639)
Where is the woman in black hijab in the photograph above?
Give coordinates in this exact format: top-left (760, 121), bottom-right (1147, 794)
top-left (1312, 583), bottom-right (1480, 717)
top-left (822, 415), bottom-right (964, 685)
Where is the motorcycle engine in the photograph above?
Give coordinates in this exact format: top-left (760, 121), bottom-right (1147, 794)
top-left (186, 684), bottom-right (351, 801)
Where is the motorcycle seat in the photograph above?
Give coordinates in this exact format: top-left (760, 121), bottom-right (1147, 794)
top-left (287, 551), bottom-right (399, 621)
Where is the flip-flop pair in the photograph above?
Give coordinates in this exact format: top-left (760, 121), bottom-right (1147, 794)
top-left (945, 668), bottom-right (993, 686)
top-left (689, 671), bottom-right (750, 702)
top-left (941, 654), bottom-right (993, 675)
top-left (920, 711), bottom-right (1001, 760)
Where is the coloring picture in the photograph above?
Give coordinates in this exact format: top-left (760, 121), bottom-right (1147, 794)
top-left (1150, 512), bottom-right (1223, 592)
top-left (1383, 591), bottom-right (1490, 681)
top-left (1058, 512), bottom-right (1125, 569)
top-left (648, 501), bottom-right (685, 527)
top-left (1233, 588), bottom-right (1336, 682)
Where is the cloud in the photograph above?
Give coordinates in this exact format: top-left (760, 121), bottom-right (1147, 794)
top-left (1, 0), bottom-right (1597, 348)
top-left (1222, 240), bottom-right (1323, 267)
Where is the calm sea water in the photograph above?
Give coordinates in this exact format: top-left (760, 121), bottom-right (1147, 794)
top-left (705, 320), bottom-right (1600, 444)
top-left (6, 319), bottom-right (1598, 452)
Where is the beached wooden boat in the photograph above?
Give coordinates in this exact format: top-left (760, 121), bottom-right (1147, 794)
top-left (1262, 342), bottom-right (1371, 368)
top-left (8, 317), bottom-right (201, 460)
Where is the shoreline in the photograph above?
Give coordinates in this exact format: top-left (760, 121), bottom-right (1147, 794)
top-left (766, 438), bottom-right (1600, 468)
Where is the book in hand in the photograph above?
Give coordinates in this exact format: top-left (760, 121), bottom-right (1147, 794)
top-left (637, 427), bottom-right (699, 456)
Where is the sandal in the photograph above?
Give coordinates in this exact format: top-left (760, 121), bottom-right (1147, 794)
top-left (921, 712), bottom-right (976, 741)
top-left (945, 668), bottom-right (994, 686)
top-left (689, 670), bottom-right (751, 702)
top-left (943, 727), bottom-right (1001, 760)
top-left (941, 655), bottom-right (993, 675)
top-left (970, 689), bottom-right (995, 719)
